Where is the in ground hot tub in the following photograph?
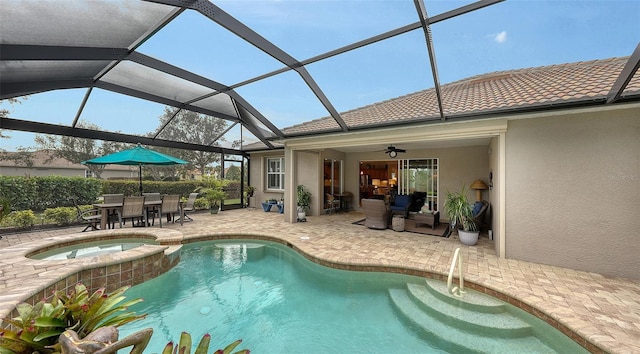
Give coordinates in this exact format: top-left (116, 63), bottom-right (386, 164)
top-left (29, 238), bottom-right (158, 260)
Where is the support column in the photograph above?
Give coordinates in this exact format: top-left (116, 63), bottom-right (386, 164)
top-left (284, 146), bottom-right (296, 223)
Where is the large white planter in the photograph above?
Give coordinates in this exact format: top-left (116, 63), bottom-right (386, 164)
top-left (458, 230), bottom-right (479, 245)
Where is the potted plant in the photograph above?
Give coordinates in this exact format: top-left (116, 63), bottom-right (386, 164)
top-left (296, 185), bottom-right (311, 221)
top-left (443, 185), bottom-right (479, 245)
top-left (196, 177), bottom-right (229, 214)
top-left (246, 185), bottom-right (255, 197)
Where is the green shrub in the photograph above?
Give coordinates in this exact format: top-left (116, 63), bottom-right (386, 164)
top-left (8, 210), bottom-right (36, 229)
top-left (194, 197), bottom-right (208, 209)
top-left (44, 207), bottom-right (77, 226)
top-left (0, 176), bottom-right (101, 211)
top-left (102, 180), bottom-right (201, 197)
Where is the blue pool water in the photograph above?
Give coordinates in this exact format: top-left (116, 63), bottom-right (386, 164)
top-left (120, 241), bottom-right (586, 353)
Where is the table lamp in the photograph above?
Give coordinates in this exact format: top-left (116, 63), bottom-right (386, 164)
top-left (470, 179), bottom-right (488, 201)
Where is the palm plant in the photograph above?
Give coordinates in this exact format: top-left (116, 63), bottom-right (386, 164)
top-left (443, 185), bottom-right (478, 232)
top-left (196, 177), bottom-right (229, 211)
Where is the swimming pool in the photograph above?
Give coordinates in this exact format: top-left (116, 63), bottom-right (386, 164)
top-left (120, 240), bottom-right (587, 353)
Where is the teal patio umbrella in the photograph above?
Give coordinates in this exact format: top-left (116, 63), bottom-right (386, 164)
top-left (83, 145), bottom-right (188, 194)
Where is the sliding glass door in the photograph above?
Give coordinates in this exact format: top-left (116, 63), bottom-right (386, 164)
top-left (399, 159), bottom-right (439, 211)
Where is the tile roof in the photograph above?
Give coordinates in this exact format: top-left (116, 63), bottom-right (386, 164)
top-left (281, 57), bottom-right (640, 136)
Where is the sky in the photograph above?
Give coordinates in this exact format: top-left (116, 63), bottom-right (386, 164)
top-left (1, 0), bottom-right (639, 151)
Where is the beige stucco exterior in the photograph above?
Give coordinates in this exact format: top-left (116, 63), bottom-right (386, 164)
top-left (248, 103), bottom-right (640, 280)
top-left (504, 105), bottom-right (639, 280)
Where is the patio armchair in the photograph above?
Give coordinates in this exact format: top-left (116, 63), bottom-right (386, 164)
top-left (390, 194), bottom-right (411, 218)
top-left (116, 196), bottom-right (146, 228)
top-left (159, 194), bottom-right (181, 228)
top-left (143, 192), bottom-right (161, 225)
top-left (181, 192), bottom-right (198, 222)
top-left (409, 191), bottom-right (427, 212)
top-left (471, 200), bottom-right (490, 230)
top-left (71, 198), bottom-right (102, 232)
top-left (361, 198), bottom-right (390, 230)
top-left (103, 193), bottom-right (124, 228)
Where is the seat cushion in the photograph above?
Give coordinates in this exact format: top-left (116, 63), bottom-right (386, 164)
top-left (472, 201), bottom-right (484, 216)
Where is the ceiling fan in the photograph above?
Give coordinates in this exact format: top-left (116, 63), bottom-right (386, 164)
top-left (384, 145), bottom-right (406, 158)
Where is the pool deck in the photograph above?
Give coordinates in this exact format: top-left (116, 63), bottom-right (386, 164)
top-left (1, 209), bottom-right (639, 353)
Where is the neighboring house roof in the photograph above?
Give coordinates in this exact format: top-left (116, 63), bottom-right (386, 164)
top-left (278, 57), bottom-right (640, 137)
top-left (0, 150), bottom-right (133, 171)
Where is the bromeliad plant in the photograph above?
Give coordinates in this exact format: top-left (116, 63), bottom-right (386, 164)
top-left (162, 332), bottom-right (249, 354)
top-left (0, 283), bottom-right (145, 354)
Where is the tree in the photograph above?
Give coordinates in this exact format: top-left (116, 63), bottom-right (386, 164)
top-left (34, 120), bottom-right (129, 179)
top-left (224, 164), bottom-right (241, 181)
top-left (152, 107), bottom-right (239, 177)
top-left (0, 147), bottom-right (35, 168)
top-left (1, 97), bottom-right (35, 166)
top-left (1, 97), bottom-right (28, 139)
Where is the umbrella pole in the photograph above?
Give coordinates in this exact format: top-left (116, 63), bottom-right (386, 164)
top-left (139, 165), bottom-right (143, 196)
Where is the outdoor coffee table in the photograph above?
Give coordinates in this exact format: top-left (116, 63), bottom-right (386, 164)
top-left (412, 211), bottom-right (440, 230)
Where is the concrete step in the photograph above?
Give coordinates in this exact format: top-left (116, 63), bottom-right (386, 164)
top-left (407, 283), bottom-right (531, 338)
top-left (424, 278), bottom-right (506, 314)
top-left (389, 288), bottom-right (559, 354)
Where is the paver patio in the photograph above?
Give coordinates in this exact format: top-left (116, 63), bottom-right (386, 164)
top-left (1, 209), bottom-right (638, 353)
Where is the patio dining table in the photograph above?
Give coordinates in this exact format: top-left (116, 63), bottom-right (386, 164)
top-left (92, 200), bottom-right (183, 230)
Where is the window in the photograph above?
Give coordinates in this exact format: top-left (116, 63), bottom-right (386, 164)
top-left (84, 169), bottom-right (95, 178)
top-left (266, 157), bottom-right (285, 191)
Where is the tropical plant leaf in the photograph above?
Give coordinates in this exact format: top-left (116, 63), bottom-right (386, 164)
top-left (32, 329), bottom-right (64, 342)
top-left (34, 317), bottom-right (65, 328)
top-left (178, 332), bottom-right (192, 354)
top-left (220, 339), bottom-right (243, 354)
top-left (161, 341), bottom-right (175, 354)
top-left (194, 334), bottom-right (211, 354)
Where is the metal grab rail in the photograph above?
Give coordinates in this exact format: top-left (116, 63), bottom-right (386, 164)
top-left (447, 247), bottom-right (466, 297)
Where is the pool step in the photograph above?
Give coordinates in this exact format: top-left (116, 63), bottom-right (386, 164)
top-left (406, 283), bottom-right (531, 337)
top-left (389, 282), bottom-right (560, 353)
top-left (424, 279), bottom-right (506, 313)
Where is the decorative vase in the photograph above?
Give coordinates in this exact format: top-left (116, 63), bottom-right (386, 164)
top-left (458, 229), bottom-right (479, 245)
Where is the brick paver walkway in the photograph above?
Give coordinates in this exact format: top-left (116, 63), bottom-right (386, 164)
top-left (1, 209), bottom-right (638, 353)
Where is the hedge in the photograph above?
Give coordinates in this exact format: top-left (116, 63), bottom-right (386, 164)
top-left (0, 176), bottom-right (102, 211)
top-left (0, 176), bottom-right (246, 212)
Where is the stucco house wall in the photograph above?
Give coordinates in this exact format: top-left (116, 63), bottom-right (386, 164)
top-left (248, 150), bottom-right (285, 204)
top-left (505, 106), bottom-right (639, 279)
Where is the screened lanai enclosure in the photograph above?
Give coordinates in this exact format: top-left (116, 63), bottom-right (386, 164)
top-left (1, 1), bottom-right (639, 208)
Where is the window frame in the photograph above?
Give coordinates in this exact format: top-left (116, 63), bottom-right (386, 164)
top-left (265, 156), bottom-right (285, 191)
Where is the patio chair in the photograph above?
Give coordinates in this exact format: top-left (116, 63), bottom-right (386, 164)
top-left (143, 192), bottom-right (161, 226)
top-left (361, 198), bottom-right (390, 230)
top-left (116, 196), bottom-right (146, 228)
top-left (390, 194), bottom-right (411, 218)
top-left (103, 193), bottom-right (124, 228)
top-left (471, 200), bottom-right (490, 230)
top-left (181, 192), bottom-right (198, 222)
top-left (158, 194), bottom-right (181, 228)
top-left (71, 198), bottom-right (102, 232)
top-left (325, 193), bottom-right (340, 214)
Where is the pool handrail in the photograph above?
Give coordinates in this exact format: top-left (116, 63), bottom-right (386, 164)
top-left (447, 247), bottom-right (466, 297)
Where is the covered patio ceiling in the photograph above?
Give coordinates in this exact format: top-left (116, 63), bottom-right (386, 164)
top-left (1, 0), bottom-right (639, 156)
